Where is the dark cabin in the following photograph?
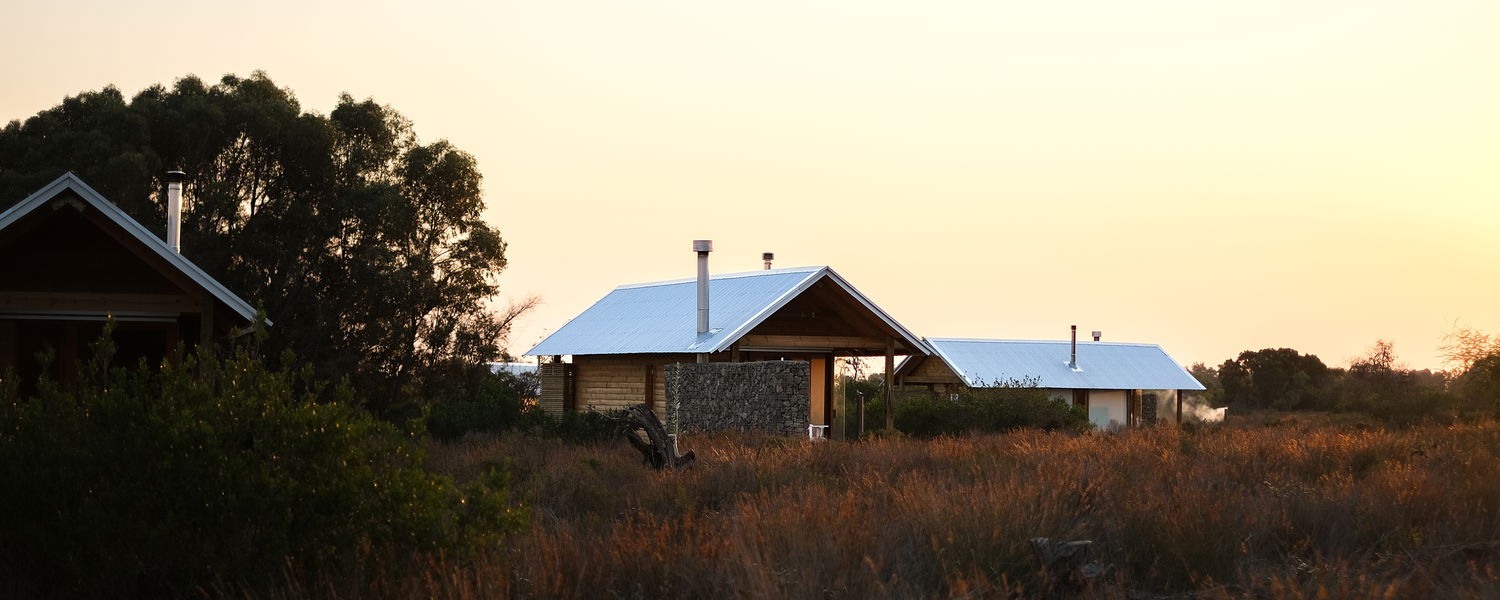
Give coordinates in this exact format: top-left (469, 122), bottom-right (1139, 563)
top-left (0, 173), bottom-right (261, 391)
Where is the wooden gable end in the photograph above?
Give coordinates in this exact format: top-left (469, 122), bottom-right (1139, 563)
top-left (896, 355), bottom-right (966, 386)
top-left (738, 277), bottom-right (921, 354)
top-left (0, 191), bottom-right (209, 316)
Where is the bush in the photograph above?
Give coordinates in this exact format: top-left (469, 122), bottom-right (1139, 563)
top-left (549, 409), bottom-right (631, 444)
top-left (427, 384), bottom-right (625, 444)
top-left (1459, 355), bottom-right (1500, 416)
top-left (894, 386), bottom-right (1090, 437)
top-left (0, 330), bottom-right (526, 598)
top-left (427, 371), bottom-right (540, 442)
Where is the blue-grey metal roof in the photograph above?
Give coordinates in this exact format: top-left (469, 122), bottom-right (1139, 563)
top-left (924, 338), bottom-right (1205, 391)
top-left (0, 173), bottom-right (264, 324)
top-left (487, 362), bottom-right (537, 376)
top-left (526, 266), bottom-right (925, 356)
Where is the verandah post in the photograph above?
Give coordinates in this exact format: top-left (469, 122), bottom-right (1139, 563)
top-left (884, 337), bottom-right (895, 431)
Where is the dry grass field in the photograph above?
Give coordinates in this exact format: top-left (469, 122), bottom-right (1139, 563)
top-left (277, 418), bottom-right (1500, 599)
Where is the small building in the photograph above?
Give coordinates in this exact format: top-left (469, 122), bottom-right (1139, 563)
top-left (896, 337), bottom-right (1205, 429)
top-left (0, 173), bottom-right (261, 390)
top-left (525, 250), bottom-right (927, 437)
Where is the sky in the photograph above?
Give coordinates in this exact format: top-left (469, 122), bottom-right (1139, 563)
top-left (3, 0), bottom-right (1498, 371)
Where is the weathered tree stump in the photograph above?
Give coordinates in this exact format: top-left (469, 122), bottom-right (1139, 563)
top-left (1030, 537), bottom-right (1105, 590)
top-left (620, 403), bottom-right (695, 469)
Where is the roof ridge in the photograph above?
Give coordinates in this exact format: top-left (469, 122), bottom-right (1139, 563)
top-left (928, 337), bottom-right (1161, 348)
top-left (526, 265), bottom-right (929, 358)
top-left (614, 265), bottom-right (826, 290)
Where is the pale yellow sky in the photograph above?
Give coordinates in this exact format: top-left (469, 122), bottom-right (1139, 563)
top-left (4, 1), bottom-right (1498, 370)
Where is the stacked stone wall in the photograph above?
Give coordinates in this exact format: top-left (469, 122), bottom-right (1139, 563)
top-left (665, 361), bottom-right (810, 437)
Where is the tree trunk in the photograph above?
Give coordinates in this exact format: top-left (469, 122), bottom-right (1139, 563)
top-left (621, 403), bottom-right (695, 469)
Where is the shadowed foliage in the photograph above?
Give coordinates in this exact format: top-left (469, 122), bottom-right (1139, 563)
top-left (0, 72), bottom-right (512, 413)
top-left (0, 327), bottom-right (526, 598)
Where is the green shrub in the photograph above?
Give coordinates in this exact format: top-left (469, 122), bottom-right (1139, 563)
top-left (427, 373), bottom-right (538, 442)
top-left (1366, 389), bottom-right (1459, 425)
top-left (1460, 355), bottom-right (1500, 416)
top-left (549, 409), bottom-right (630, 444)
top-left (0, 330), bottom-right (525, 598)
top-left (426, 376), bottom-right (625, 444)
top-left (894, 386), bottom-right (1090, 437)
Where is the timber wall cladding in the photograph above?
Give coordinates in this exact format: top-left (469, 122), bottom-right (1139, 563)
top-left (537, 362), bottom-right (575, 416)
top-left (665, 361), bottom-right (810, 437)
top-left (571, 355), bottom-right (688, 416)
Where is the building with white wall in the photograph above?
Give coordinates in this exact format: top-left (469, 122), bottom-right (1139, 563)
top-left (895, 337), bottom-right (1205, 428)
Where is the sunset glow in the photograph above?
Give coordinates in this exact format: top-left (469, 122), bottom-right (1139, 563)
top-left (4, 0), bottom-right (1497, 369)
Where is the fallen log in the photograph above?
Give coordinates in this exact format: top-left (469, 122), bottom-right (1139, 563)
top-left (620, 403), bottom-right (695, 469)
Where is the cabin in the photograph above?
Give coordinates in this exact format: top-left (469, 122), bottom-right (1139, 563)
top-left (525, 244), bottom-right (926, 439)
top-left (0, 173), bottom-right (261, 390)
top-left (895, 336), bottom-right (1205, 429)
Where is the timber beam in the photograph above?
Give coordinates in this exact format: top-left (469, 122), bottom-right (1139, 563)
top-left (0, 291), bottom-right (199, 314)
top-left (738, 334), bottom-right (888, 351)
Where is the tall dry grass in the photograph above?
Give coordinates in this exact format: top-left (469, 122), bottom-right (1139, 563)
top-left (266, 420), bottom-right (1500, 599)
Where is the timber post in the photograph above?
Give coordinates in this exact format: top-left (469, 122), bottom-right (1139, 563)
top-left (199, 294), bottom-right (215, 351)
top-left (884, 337), bottom-right (895, 431)
top-left (823, 353), bottom-right (836, 440)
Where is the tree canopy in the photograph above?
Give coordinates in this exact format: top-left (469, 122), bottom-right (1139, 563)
top-left (0, 72), bottom-right (514, 411)
top-left (1217, 348), bottom-right (1332, 411)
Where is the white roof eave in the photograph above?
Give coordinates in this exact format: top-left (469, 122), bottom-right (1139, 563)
top-left (0, 173), bottom-right (266, 325)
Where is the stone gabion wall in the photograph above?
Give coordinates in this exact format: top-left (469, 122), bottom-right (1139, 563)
top-left (664, 361), bottom-right (810, 437)
top-left (1142, 391), bottom-right (1158, 426)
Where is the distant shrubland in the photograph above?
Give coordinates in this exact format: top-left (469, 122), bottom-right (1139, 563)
top-left (1189, 336), bottom-right (1499, 424)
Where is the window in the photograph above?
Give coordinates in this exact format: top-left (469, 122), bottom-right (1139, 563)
top-left (1073, 389), bottom-right (1090, 410)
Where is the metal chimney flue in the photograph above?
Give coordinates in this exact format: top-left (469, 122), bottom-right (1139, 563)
top-left (1092, 330), bottom-right (1102, 342)
top-left (164, 170), bottom-right (186, 253)
top-left (762, 252), bottom-right (774, 270)
top-left (1069, 325), bottom-right (1078, 370)
top-left (694, 240), bottom-right (713, 335)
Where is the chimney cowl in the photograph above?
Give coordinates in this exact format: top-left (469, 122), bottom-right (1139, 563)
top-left (693, 240), bottom-right (713, 253)
top-left (164, 170), bottom-right (186, 183)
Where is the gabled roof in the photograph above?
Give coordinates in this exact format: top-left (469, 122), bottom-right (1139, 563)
top-left (0, 172), bottom-right (263, 324)
top-left (526, 266), bottom-right (925, 356)
top-left (923, 338), bottom-right (1204, 391)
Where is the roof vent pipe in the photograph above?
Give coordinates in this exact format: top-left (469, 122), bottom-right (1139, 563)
top-left (1069, 325), bottom-right (1078, 370)
top-left (694, 240), bottom-right (713, 334)
top-left (164, 170), bottom-right (186, 253)
top-left (762, 252), bottom-right (774, 270)
top-left (1092, 330), bottom-right (1102, 342)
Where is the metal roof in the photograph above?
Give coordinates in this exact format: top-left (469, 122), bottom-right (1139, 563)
top-left (924, 338), bottom-right (1205, 391)
top-left (526, 266), bottom-right (926, 356)
top-left (0, 173), bottom-right (265, 324)
top-left (487, 362), bottom-right (538, 376)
